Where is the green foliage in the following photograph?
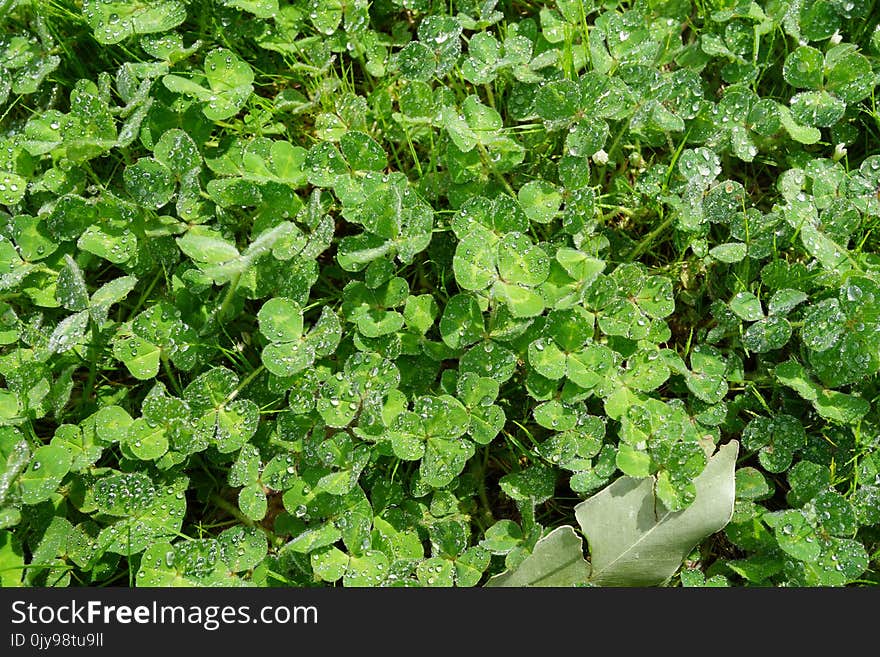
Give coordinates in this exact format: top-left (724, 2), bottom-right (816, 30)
top-left (1, 0), bottom-right (879, 589)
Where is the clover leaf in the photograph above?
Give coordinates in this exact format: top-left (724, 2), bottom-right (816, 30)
top-left (774, 360), bottom-right (870, 425)
top-left (138, 538), bottom-right (241, 586)
top-left (83, 0), bottom-right (186, 45)
top-left (97, 475), bottom-right (188, 556)
top-left (397, 15), bottom-right (462, 81)
top-left (802, 277), bottom-right (880, 387)
top-left (163, 48), bottom-right (254, 121)
top-left (742, 414), bottom-right (804, 474)
top-left (455, 373), bottom-right (505, 445)
top-left (18, 445), bottom-right (71, 505)
top-left (686, 345), bottom-right (729, 404)
top-left (113, 300), bottom-right (196, 379)
top-left (388, 395), bottom-right (474, 489)
top-left (453, 226), bottom-right (549, 318)
top-left (258, 298), bottom-right (341, 377)
top-left (183, 367), bottom-right (259, 453)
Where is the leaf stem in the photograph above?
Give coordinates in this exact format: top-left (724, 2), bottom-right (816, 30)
top-left (228, 364), bottom-right (265, 402)
top-left (477, 142), bottom-right (517, 197)
top-left (483, 83), bottom-right (496, 110)
top-left (161, 352), bottom-right (184, 397)
top-left (474, 446), bottom-right (494, 530)
top-left (626, 214), bottom-right (673, 262)
top-left (215, 272), bottom-right (242, 325)
top-left (79, 321), bottom-right (101, 413)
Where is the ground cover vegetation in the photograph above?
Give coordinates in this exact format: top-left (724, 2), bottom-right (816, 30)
top-left (1, 0), bottom-right (880, 587)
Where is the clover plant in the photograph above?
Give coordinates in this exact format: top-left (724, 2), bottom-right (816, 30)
top-left (1, 0), bottom-right (879, 588)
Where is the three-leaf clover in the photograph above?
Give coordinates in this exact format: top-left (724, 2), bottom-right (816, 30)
top-left (163, 48), bottom-right (254, 121)
top-left (259, 298), bottom-right (341, 377)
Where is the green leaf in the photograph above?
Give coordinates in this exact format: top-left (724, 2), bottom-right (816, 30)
top-left (19, 445), bottom-right (72, 505)
top-left (807, 538), bottom-right (869, 586)
top-left (218, 525), bottom-right (267, 572)
top-left (496, 232), bottom-right (549, 287)
top-left (422, 436), bottom-right (474, 489)
top-left (220, 0), bottom-right (278, 18)
top-left (417, 556), bottom-right (455, 586)
top-left (686, 345), bottom-right (728, 404)
top-left (567, 343), bottom-right (617, 390)
top-left (0, 173), bottom-right (26, 206)
top-left (768, 289), bottom-right (808, 315)
top-left (735, 467), bottom-right (773, 501)
top-left (518, 180), bottom-right (562, 224)
top-left (786, 461), bottom-right (831, 508)
top-left (113, 334), bottom-right (161, 380)
top-left (343, 550), bottom-right (391, 587)
top-left (258, 297), bottom-right (303, 344)
top-left (238, 485), bottom-right (266, 521)
top-left (534, 79), bottom-right (581, 123)
top-left (82, 0), bottom-right (186, 45)
top-left (766, 510), bottom-right (821, 562)
top-left (397, 42), bottom-right (435, 81)
top-left (417, 15), bottom-right (462, 77)
top-left (452, 195), bottom-right (529, 237)
top-left (460, 340), bottom-right (517, 383)
top-left (402, 294), bottom-right (437, 335)
top-left (527, 338), bottom-right (567, 381)
top-left (99, 477), bottom-right (187, 555)
top-left (184, 367), bottom-right (259, 453)
top-left (93, 404), bottom-right (133, 445)
top-left (616, 443), bottom-right (653, 478)
top-left (11, 216), bottom-right (57, 263)
top-left (575, 441), bottom-right (739, 586)
top-left (177, 227), bottom-right (240, 264)
top-left (48, 311), bottom-right (89, 355)
top-left (340, 131), bottom-right (387, 172)
top-left (311, 545), bottom-right (348, 582)
top-left (55, 255), bottom-right (89, 312)
top-left (90, 276), bottom-right (137, 324)
top-left (729, 291), bottom-right (763, 321)
top-left (287, 523), bottom-right (343, 554)
top-left (782, 46), bottom-right (824, 89)
top-left (0, 531), bottom-right (23, 586)
top-left (480, 520), bottom-right (523, 555)
top-left (533, 400), bottom-right (576, 431)
top-left (94, 472), bottom-right (156, 516)
top-left (127, 418), bottom-right (169, 461)
top-left (774, 360), bottom-right (870, 425)
top-left (709, 242), bottom-right (747, 263)
top-left (777, 104), bottom-right (821, 145)
top-left (454, 546), bottom-right (490, 586)
top-left (825, 44), bottom-right (873, 103)
top-left (811, 489), bottom-right (857, 536)
top-left (802, 278), bottom-right (880, 387)
top-left (163, 48), bottom-right (253, 121)
top-left (499, 463), bottom-right (556, 503)
top-left (492, 281), bottom-right (546, 318)
top-left (743, 316), bottom-right (792, 353)
top-left (636, 276), bottom-right (675, 318)
top-left (77, 223), bottom-right (137, 265)
top-left (124, 158), bottom-right (175, 209)
top-left (51, 423), bottom-right (103, 471)
top-left (453, 229), bottom-right (498, 291)
top-left (678, 148), bottom-right (720, 186)
top-left (154, 128), bottom-right (202, 176)
top-left (742, 415), bottom-right (805, 473)
top-left (416, 395), bottom-right (469, 439)
top-left (790, 91), bottom-right (845, 128)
